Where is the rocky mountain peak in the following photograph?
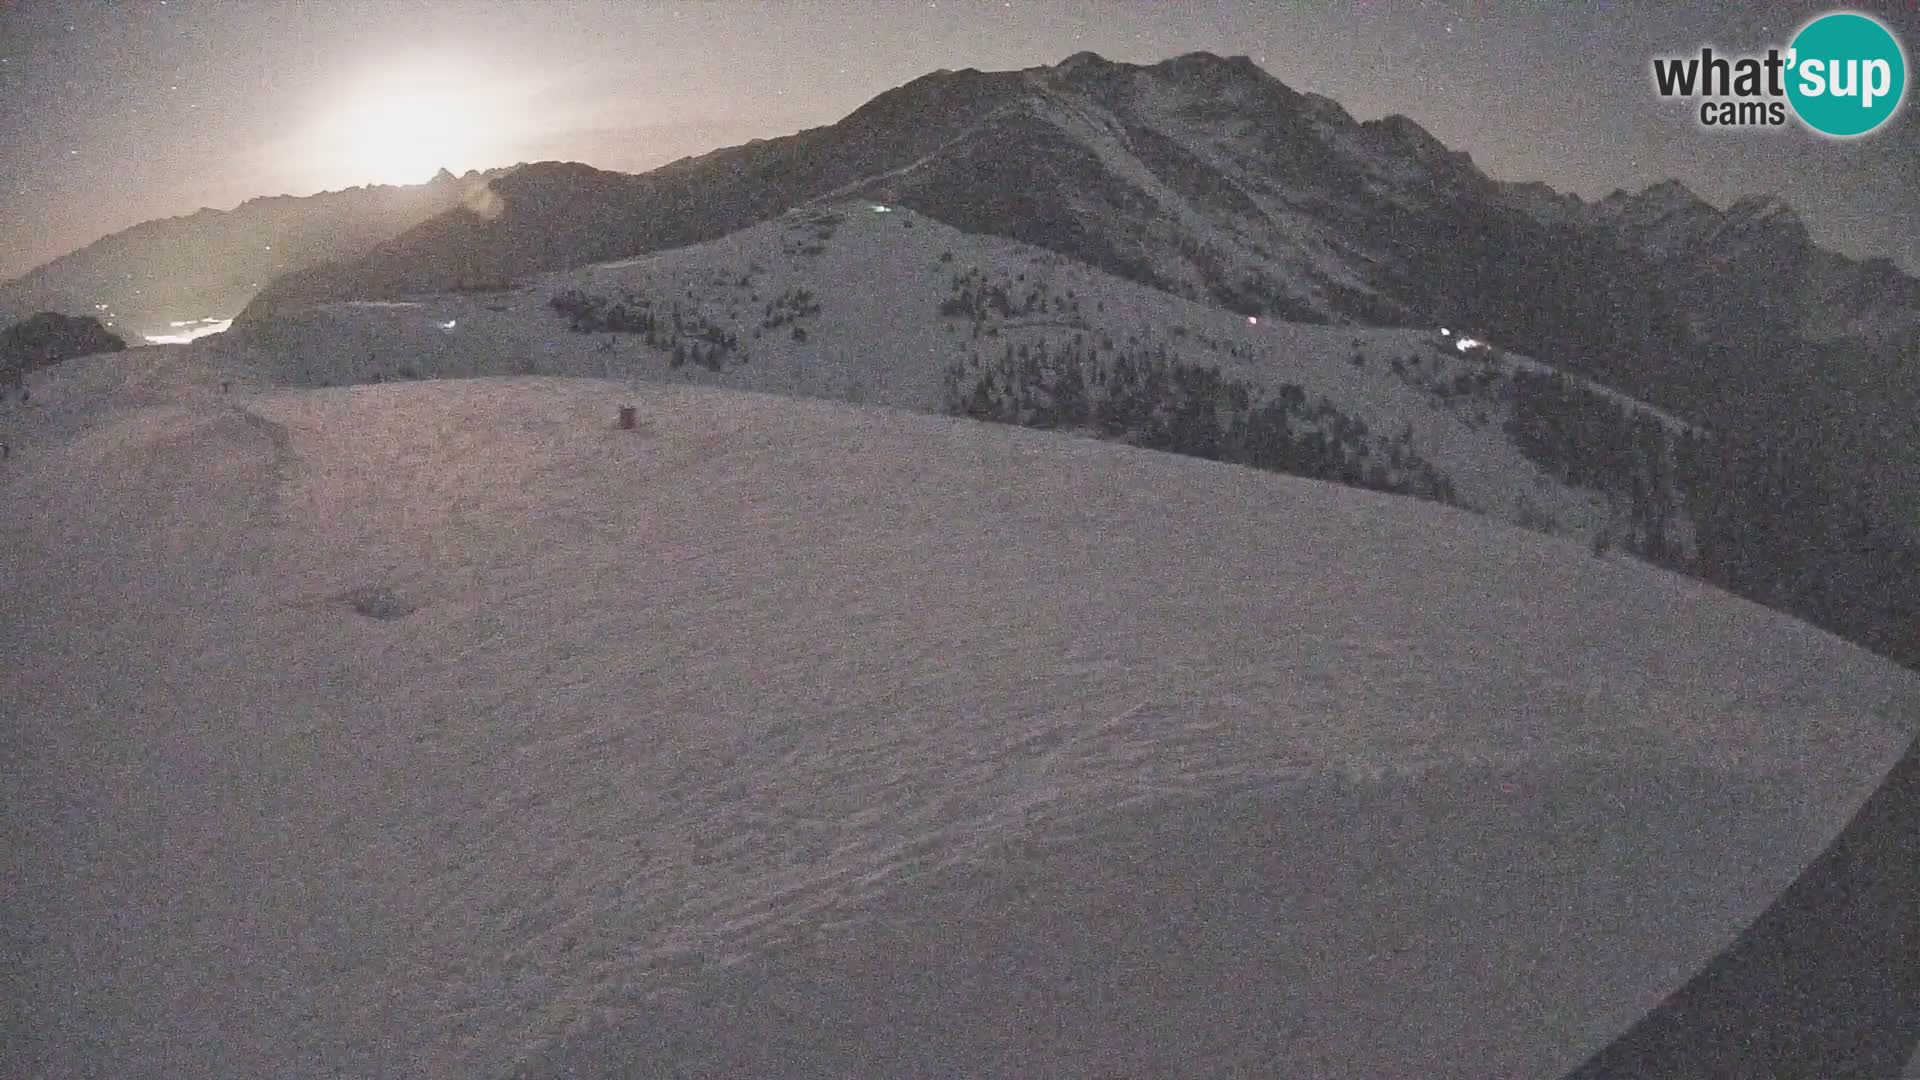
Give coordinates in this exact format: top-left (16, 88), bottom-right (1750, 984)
top-left (1621, 179), bottom-right (1713, 217)
top-left (1368, 114), bottom-right (1450, 155)
top-left (1147, 50), bottom-right (1274, 90)
top-left (1056, 50), bottom-right (1113, 73)
top-left (1725, 193), bottom-right (1803, 228)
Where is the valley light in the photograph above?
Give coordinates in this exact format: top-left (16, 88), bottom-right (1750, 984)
top-left (871, 204), bottom-right (893, 213)
top-left (1455, 336), bottom-right (1485, 352)
top-left (439, 319), bottom-right (458, 330)
top-left (1439, 327), bottom-right (1451, 336)
top-left (1248, 316), bottom-right (1258, 325)
top-left (142, 317), bottom-right (233, 345)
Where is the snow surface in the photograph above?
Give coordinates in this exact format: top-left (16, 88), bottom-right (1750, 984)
top-left (216, 201), bottom-right (1697, 551)
top-left (4, 356), bottom-right (1916, 1078)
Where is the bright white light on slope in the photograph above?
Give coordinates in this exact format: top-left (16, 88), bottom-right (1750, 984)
top-left (1439, 327), bottom-right (1451, 336)
top-left (1455, 336), bottom-right (1485, 352)
top-left (439, 320), bottom-right (458, 331)
top-left (144, 317), bottom-right (233, 344)
top-left (1248, 316), bottom-right (1259, 325)
top-left (871, 204), bottom-right (892, 213)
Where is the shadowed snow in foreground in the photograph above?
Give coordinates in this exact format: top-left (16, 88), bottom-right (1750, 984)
top-left (3, 363), bottom-right (1914, 1078)
top-left (525, 760), bottom-right (1833, 1079)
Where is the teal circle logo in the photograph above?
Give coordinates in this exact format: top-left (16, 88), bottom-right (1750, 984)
top-left (1786, 11), bottom-right (1907, 137)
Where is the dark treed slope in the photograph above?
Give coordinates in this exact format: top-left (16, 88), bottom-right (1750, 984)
top-left (1, 311), bottom-right (125, 377)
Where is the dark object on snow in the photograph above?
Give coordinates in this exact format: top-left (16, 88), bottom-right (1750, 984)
top-left (2, 442), bottom-right (9, 460)
top-left (1562, 730), bottom-right (1920, 1079)
top-left (341, 586), bottom-right (416, 621)
top-left (1, 311), bottom-right (126, 376)
top-left (618, 405), bottom-right (636, 430)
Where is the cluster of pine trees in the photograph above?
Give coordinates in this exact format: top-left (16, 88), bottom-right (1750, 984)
top-left (1468, 355), bottom-right (1920, 669)
top-left (941, 334), bottom-right (1456, 504)
top-left (761, 287), bottom-right (822, 330)
top-left (781, 209), bottom-right (844, 257)
top-left (1502, 368), bottom-right (1687, 563)
top-left (548, 288), bottom-right (740, 372)
top-left (1377, 341), bottom-right (1689, 560)
top-left (937, 268), bottom-right (1086, 326)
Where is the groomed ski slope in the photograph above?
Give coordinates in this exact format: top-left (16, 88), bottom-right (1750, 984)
top-left (3, 358), bottom-right (1915, 1078)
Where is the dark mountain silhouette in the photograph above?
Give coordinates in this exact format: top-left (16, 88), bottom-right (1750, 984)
top-left (241, 68), bottom-right (1035, 311)
top-left (0, 167), bottom-right (514, 342)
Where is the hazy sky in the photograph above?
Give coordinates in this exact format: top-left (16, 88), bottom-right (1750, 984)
top-left (1, 0), bottom-right (1916, 281)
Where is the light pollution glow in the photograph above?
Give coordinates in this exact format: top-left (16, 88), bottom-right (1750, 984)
top-left (144, 317), bottom-right (233, 344)
top-left (256, 54), bottom-right (537, 190)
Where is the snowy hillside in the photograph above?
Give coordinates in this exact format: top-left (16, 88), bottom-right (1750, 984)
top-left (4, 355), bottom-right (1916, 1078)
top-left (219, 201), bottom-right (1699, 555)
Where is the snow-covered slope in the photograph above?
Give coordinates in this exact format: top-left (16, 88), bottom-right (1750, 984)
top-left (4, 355), bottom-right (1916, 1078)
top-left (218, 201), bottom-right (1699, 554)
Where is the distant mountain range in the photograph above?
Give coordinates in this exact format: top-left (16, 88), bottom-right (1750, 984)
top-left (12, 51), bottom-right (1913, 451)
top-left (0, 167), bottom-right (513, 342)
top-left (8, 50), bottom-right (1918, 665)
top-left (226, 52), bottom-right (1920, 516)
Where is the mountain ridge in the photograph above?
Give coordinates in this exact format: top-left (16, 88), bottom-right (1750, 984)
top-left (236, 52), bottom-right (1917, 366)
top-left (0, 167), bottom-right (516, 341)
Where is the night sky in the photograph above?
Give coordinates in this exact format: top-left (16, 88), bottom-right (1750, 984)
top-left (2, 0), bottom-right (1916, 282)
